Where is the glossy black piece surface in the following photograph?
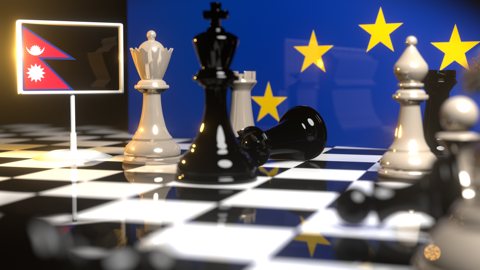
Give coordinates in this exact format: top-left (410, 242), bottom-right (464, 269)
top-left (238, 106), bottom-right (327, 166)
top-left (176, 2), bottom-right (256, 184)
top-left (423, 70), bottom-right (456, 155)
top-left (336, 155), bottom-right (461, 224)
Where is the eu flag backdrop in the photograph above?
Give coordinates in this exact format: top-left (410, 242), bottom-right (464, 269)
top-left (127, 0), bottom-right (480, 148)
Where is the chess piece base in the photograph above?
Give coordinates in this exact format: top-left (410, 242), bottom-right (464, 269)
top-left (380, 93), bottom-right (436, 181)
top-left (176, 121), bottom-right (256, 184)
top-left (379, 150), bottom-right (436, 181)
top-left (124, 139), bottom-right (181, 165)
top-left (377, 167), bottom-right (431, 182)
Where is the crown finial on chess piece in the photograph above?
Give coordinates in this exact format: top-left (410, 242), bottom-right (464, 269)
top-left (138, 30), bottom-right (165, 54)
top-left (203, 2), bottom-right (228, 27)
top-left (147, 30), bottom-right (156, 40)
top-left (193, 2), bottom-right (238, 74)
top-left (130, 30), bottom-right (172, 90)
top-left (406, 35), bottom-right (417, 46)
top-left (394, 36), bottom-right (428, 89)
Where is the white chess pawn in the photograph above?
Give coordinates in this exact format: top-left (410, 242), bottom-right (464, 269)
top-left (230, 71), bottom-right (256, 133)
top-left (379, 36), bottom-right (436, 181)
top-left (124, 30), bottom-right (181, 164)
top-left (412, 96), bottom-right (480, 270)
top-left (437, 95), bottom-right (480, 189)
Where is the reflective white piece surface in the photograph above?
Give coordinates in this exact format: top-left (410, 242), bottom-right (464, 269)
top-left (379, 36), bottom-right (436, 181)
top-left (230, 71), bottom-right (256, 133)
top-left (124, 93), bottom-right (181, 164)
top-left (125, 30), bottom-right (181, 164)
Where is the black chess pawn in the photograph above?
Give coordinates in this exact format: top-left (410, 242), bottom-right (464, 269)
top-left (336, 154), bottom-right (461, 224)
top-left (423, 70), bottom-right (456, 155)
top-left (176, 3), bottom-right (256, 184)
top-left (238, 106), bottom-right (327, 166)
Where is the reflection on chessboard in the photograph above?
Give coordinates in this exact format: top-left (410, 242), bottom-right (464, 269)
top-left (0, 124), bottom-right (421, 269)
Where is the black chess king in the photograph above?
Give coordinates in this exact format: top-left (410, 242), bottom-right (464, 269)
top-left (176, 2), bottom-right (256, 184)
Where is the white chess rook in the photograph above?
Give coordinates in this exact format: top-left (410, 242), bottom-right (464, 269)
top-left (378, 36), bottom-right (436, 181)
top-left (230, 71), bottom-right (256, 133)
top-left (124, 30), bottom-right (181, 164)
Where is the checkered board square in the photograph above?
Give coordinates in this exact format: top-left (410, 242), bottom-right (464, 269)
top-left (0, 124), bottom-right (425, 269)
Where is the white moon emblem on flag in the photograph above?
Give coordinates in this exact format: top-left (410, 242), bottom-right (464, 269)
top-left (27, 64), bottom-right (45, 82)
top-left (26, 45), bottom-right (45, 56)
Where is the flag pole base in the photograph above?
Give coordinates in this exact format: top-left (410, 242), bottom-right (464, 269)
top-left (34, 149), bottom-right (111, 167)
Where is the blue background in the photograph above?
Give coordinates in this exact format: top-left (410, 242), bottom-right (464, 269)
top-left (127, 0), bottom-right (480, 148)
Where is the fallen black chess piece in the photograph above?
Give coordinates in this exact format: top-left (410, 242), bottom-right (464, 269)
top-left (238, 106), bottom-right (327, 166)
top-left (336, 154), bottom-right (461, 224)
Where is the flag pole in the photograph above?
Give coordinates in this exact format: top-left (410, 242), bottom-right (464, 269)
top-left (70, 94), bottom-right (78, 158)
top-left (70, 94), bottom-right (78, 222)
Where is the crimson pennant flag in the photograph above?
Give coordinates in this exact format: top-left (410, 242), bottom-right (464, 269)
top-left (22, 27), bottom-right (73, 90)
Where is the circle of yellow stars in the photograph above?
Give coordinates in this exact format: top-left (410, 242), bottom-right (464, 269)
top-left (252, 7), bottom-right (480, 122)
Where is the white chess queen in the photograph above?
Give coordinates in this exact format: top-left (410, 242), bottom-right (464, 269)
top-left (124, 30), bottom-right (181, 164)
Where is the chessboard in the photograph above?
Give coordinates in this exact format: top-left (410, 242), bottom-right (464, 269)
top-left (0, 124), bottom-right (423, 270)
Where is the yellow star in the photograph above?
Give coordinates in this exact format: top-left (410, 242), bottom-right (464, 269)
top-left (294, 31), bottom-right (333, 72)
top-left (431, 25), bottom-right (480, 70)
top-left (294, 233), bottom-right (331, 257)
top-left (294, 216), bottom-right (331, 257)
top-left (252, 82), bottom-right (287, 122)
top-left (258, 167), bottom-right (280, 177)
top-left (359, 7), bottom-right (403, 52)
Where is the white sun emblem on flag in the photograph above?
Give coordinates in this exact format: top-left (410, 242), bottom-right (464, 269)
top-left (26, 45), bottom-right (45, 56)
top-left (27, 64), bottom-right (45, 82)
